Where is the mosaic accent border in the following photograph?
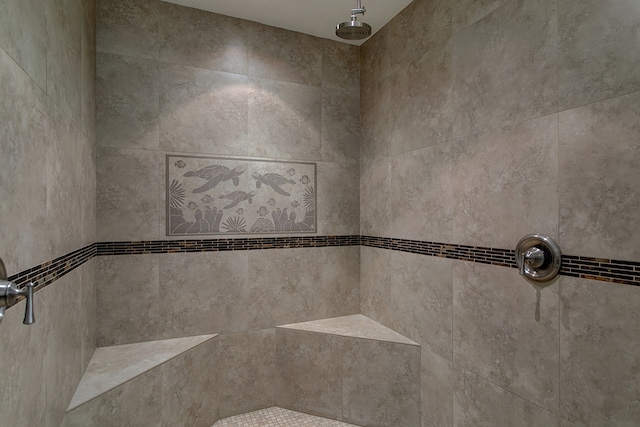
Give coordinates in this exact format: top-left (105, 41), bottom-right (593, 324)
top-left (360, 236), bottom-right (640, 287)
top-left (360, 236), bottom-right (516, 268)
top-left (8, 244), bottom-right (96, 289)
top-left (96, 236), bottom-right (361, 256)
top-left (7, 236), bottom-right (640, 296)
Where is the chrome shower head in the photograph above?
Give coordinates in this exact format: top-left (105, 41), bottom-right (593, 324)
top-left (336, 20), bottom-right (372, 40)
top-left (336, 0), bottom-right (372, 41)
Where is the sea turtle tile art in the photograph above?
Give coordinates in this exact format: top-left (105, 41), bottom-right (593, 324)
top-left (166, 155), bottom-right (317, 235)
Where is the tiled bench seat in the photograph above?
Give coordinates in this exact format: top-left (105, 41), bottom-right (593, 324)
top-left (276, 314), bottom-right (421, 427)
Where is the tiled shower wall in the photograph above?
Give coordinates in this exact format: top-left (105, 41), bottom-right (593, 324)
top-left (0, 0), bottom-right (97, 426)
top-left (359, 0), bottom-right (640, 425)
top-left (95, 0), bottom-right (360, 417)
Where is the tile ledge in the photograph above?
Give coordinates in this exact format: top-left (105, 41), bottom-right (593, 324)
top-left (277, 314), bottom-right (419, 346)
top-left (67, 334), bottom-right (218, 412)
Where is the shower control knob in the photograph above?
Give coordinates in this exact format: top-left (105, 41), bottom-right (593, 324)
top-left (515, 234), bottom-right (562, 283)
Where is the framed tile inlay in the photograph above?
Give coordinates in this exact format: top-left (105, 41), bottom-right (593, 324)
top-left (166, 155), bottom-right (317, 235)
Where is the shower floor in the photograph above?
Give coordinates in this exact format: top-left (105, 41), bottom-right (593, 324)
top-left (212, 407), bottom-right (360, 427)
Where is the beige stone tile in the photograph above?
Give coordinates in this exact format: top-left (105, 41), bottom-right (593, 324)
top-left (79, 259), bottom-right (98, 370)
top-left (276, 328), bottom-right (343, 420)
top-left (559, 91), bottom-right (640, 261)
top-left (217, 330), bottom-right (275, 418)
top-left (360, 25), bottom-right (392, 92)
top-left (62, 366), bottom-right (162, 427)
top-left (0, 287), bottom-right (50, 427)
top-left (360, 157), bottom-right (392, 236)
top-left (246, 248), bottom-right (323, 329)
top-left (42, 250), bottom-right (84, 427)
top-left (79, 134), bottom-right (97, 247)
top-left (69, 335), bottom-right (216, 410)
top-left (247, 77), bottom-right (322, 161)
top-left (278, 314), bottom-right (417, 346)
top-left (47, 0), bottom-right (83, 125)
top-left (321, 87), bottom-right (359, 164)
top-left (217, 332), bottom-right (250, 418)
top-left (559, 277), bottom-right (640, 425)
top-left (81, 2), bottom-right (96, 142)
top-left (161, 337), bottom-right (219, 427)
top-left (560, 419), bottom-right (578, 427)
top-left (97, 52), bottom-right (159, 150)
top-left (342, 338), bottom-right (421, 427)
top-left (451, 0), bottom-right (557, 138)
top-left (97, 0), bottom-right (159, 60)
top-left (245, 329), bottom-right (276, 413)
top-left (391, 142), bottom-right (453, 243)
top-left (386, 0), bottom-right (452, 73)
top-left (558, 0), bottom-right (640, 110)
top-left (80, 0), bottom-right (96, 32)
top-left (157, 251), bottom-right (249, 338)
top-left (0, 0), bottom-right (46, 88)
top-left (96, 255), bottom-right (160, 346)
top-left (159, 63), bottom-right (249, 156)
top-left (452, 114), bottom-right (559, 249)
top-left (421, 349), bottom-right (453, 427)
top-left (359, 246), bottom-right (392, 324)
top-left (386, 251), bottom-right (453, 359)
top-left (46, 99), bottom-right (86, 256)
top-left (0, 48), bottom-right (49, 273)
top-left (390, 40), bottom-right (453, 155)
top-left (322, 39), bottom-right (359, 91)
top-left (248, 25), bottom-right (322, 86)
top-left (159, 3), bottom-right (248, 75)
top-left (360, 75), bottom-right (392, 162)
top-left (317, 162), bottom-right (359, 236)
top-left (453, 368), bottom-right (558, 427)
top-left (96, 147), bottom-right (162, 241)
top-left (320, 246), bottom-right (360, 318)
top-left (453, 262), bottom-right (559, 412)
top-left (452, 0), bottom-right (508, 34)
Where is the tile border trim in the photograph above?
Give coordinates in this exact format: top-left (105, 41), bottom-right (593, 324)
top-left (8, 244), bottom-right (96, 289)
top-left (359, 236), bottom-right (640, 286)
top-left (8, 236), bottom-right (639, 294)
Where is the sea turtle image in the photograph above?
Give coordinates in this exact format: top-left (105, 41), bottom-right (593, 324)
top-left (183, 165), bottom-right (245, 193)
top-left (252, 172), bottom-right (296, 196)
top-left (219, 191), bottom-right (256, 209)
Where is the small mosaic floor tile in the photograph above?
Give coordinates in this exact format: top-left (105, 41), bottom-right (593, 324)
top-left (213, 407), bottom-right (360, 427)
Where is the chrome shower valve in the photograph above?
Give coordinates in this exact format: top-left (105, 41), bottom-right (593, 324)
top-left (515, 234), bottom-right (562, 283)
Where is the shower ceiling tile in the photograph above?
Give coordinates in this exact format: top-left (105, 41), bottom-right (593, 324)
top-left (161, 0), bottom-right (414, 46)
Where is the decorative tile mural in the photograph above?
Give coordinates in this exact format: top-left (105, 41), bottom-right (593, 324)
top-left (166, 155), bottom-right (317, 235)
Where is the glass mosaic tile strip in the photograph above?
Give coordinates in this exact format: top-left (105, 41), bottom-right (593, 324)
top-left (6, 236), bottom-right (639, 297)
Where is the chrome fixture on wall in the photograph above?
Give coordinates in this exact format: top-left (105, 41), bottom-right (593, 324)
top-left (336, 0), bottom-right (372, 40)
top-left (0, 258), bottom-right (35, 325)
top-left (515, 234), bottom-right (562, 282)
